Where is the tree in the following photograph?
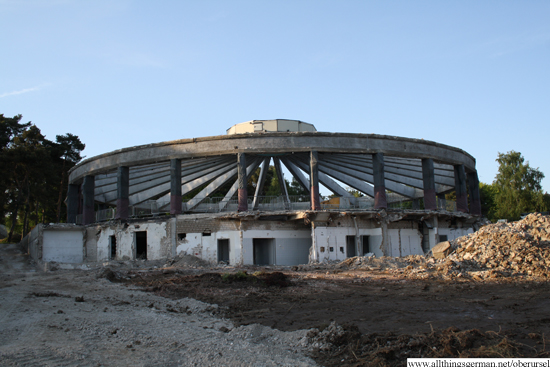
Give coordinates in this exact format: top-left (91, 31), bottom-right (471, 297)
top-left (493, 151), bottom-right (546, 221)
top-left (479, 182), bottom-right (497, 221)
top-left (0, 114), bottom-right (85, 242)
top-left (52, 134), bottom-right (85, 222)
top-left (0, 114), bottom-right (31, 223)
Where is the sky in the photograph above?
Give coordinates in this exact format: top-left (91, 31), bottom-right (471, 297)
top-left (2, 0), bottom-right (549, 191)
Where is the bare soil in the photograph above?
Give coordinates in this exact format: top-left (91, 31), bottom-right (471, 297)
top-left (125, 266), bottom-right (550, 365)
top-left (2, 242), bottom-right (550, 366)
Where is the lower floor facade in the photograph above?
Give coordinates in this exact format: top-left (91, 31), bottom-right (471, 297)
top-left (21, 210), bottom-right (477, 268)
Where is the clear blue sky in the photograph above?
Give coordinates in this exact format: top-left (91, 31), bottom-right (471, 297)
top-left (2, 0), bottom-right (549, 191)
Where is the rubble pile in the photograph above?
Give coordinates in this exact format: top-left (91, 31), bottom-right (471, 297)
top-left (337, 213), bottom-right (550, 280)
top-left (445, 213), bottom-right (550, 278)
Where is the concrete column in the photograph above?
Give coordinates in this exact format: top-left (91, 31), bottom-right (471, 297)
top-left (252, 158), bottom-right (270, 210)
top-left (82, 175), bottom-right (95, 225)
top-left (468, 171), bottom-right (482, 215)
top-left (237, 153), bottom-right (248, 212)
top-left (170, 159), bottom-right (182, 215)
top-left (380, 221), bottom-right (389, 256)
top-left (66, 183), bottom-right (79, 223)
top-left (437, 193), bottom-right (447, 210)
top-left (422, 158), bottom-right (437, 210)
top-left (115, 166), bottom-right (129, 220)
top-left (454, 164), bottom-right (469, 213)
top-left (310, 151), bottom-right (321, 210)
top-left (372, 153), bottom-right (387, 209)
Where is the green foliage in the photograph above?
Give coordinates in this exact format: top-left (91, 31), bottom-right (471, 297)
top-left (0, 114), bottom-right (85, 241)
top-left (479, 182), bottom-right (497, 221)
top-left (492, 151), bottom-right (546, 221)
top-left (346, 188), bottom-right (364, 198)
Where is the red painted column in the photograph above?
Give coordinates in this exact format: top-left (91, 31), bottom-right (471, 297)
top-left (237, 153), bottom-right (248, 211)
top-left (468, 171), bottom-right (481, 215)
top-left (422, 158), bottom-right (437, 210)
top-left (66, 183), bottom-right (79, 223)
top-left (372, 153), bottom-right (387, 209)
top-left (454, 164), bottom-right (469, 213)
top-left (310, 151), bottom-right (321, 210)
top-left (116, 166), bottom-right (129, 219)
top-left (170, 159), bottom-right (182, 215)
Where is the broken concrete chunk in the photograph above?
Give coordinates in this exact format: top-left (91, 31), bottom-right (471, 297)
top-left (432, 241), bottom-right (452, 259)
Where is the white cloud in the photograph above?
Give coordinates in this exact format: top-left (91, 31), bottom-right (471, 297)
top-left (0, 85), bottom-right (46, 98)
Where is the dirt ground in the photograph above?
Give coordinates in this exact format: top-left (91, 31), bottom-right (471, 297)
top-left (123, 265), bottom-right (550, 365)
top-left (2, 244), bottom-right (550, 366)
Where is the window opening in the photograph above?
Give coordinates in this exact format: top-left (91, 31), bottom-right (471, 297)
top-left (361, 235), bottom-right (370, 255)
top-left (253, 238), bottom-right (275, 265)
top-left (135, 231), bottom-right (147, 260)
top-left (217, 239), bottom-right (230, 264)
top-left (346, 235), bottom-right (356, 257)
top-left (110, 235), bottom-right (116, 260)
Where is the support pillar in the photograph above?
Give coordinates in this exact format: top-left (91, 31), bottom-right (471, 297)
top-left (252, 158), bottom-right (270, 210)
top-left (468, 171), bottom-right (481, 215)
top-left (116, 166), bottom-right (129, 220)
top-left (310, 151), bottom-right (321, 210)
top-left (170, 159), bottom-right (182, 215)
top-left (237, 153), bottom-right (248, 212)
top-left (82, 175), bottom-right (95, 225)
top-left (454, 164), bottom-right (469, 213)
top-left (372, 153), bottom-right (387, 209)
top-left (422, 158), bottom-right (437, 210)
top-left (66, 183), bottom-right (79, 224)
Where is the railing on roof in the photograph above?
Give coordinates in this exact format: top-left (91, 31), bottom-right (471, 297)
top-left (96, 208), bottom-right (115, 222)
top-left (76, 194), bottom-right (460, 224)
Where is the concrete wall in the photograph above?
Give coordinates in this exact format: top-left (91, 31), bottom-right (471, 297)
top-left (96, 221), bottom-right (172, 261)
top-left (241, 229), bottom-right (311, 266)
top-left (387, 229), bottom-right (423, 257)
top-left (42, 229), bottom-right (85, 263)
top-left (438, 227), bottom-right (473, 242)
top-left (312, 225), bottom-right (385, 262)
top-left (176, 231), bottom-right (242, 265)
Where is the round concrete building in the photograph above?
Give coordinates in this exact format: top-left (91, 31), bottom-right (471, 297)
top-left (33, 120), bottom-right (482, 266)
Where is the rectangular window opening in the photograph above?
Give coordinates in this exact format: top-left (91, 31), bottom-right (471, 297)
top-left (178, 233), bottom-right (186, 240)
top-left (439, 234), bottom-right (448, 242)
top-left (361, 235), bottom-right (370, 255)
top-left (329, 247), bottom-right (334, 252)
top-left (217, 239), bottom-right (230, 264)
top-left (253, 238), bottom-right (275, 265)
top-left (135, 231), bottom-right (147, 260)
top-left (346, 236), bottom-right (356, 258)
top-left (110, 235), bottom-right (116, 260)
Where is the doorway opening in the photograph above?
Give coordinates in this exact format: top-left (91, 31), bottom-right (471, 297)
top-left (253, 238), bottom-right (275, 265)
top-left (110, 235), bottom-right (117, 260)
top-left (135, 231), bottom-right (147, 260)
top-left (361, 235), bottom-right (370, 255)
top-left (346, 236), bottom-right (356, 257)
top-left (218, 239), bottom-right (230, 264)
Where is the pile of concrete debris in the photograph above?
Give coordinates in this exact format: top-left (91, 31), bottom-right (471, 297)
top-left (442, 213), bottom-right (550, 278)
top-left (338, 213), bottom-right (550, 280)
